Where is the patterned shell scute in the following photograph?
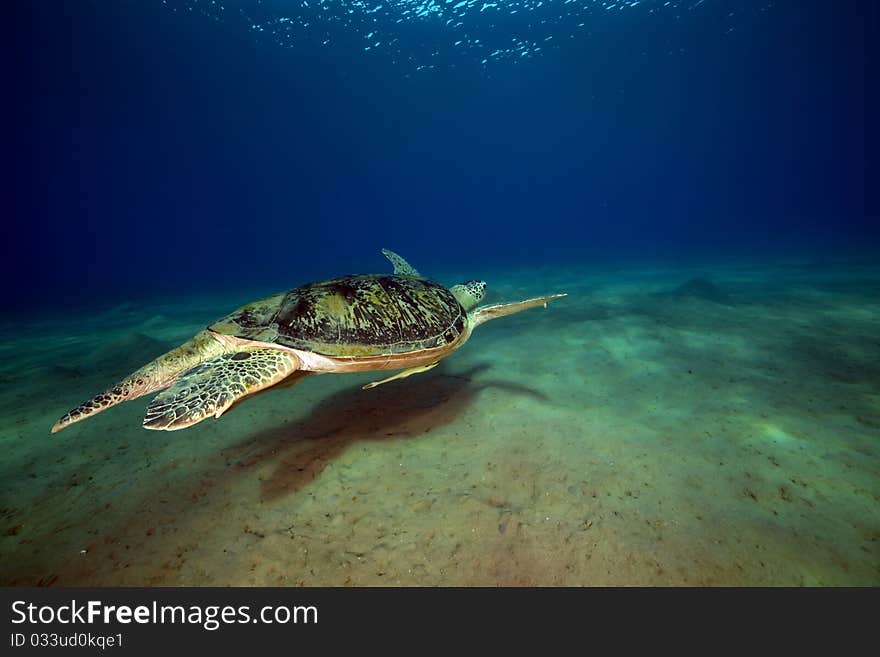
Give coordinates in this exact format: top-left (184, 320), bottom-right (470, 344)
top-left (210, 275), bottom-right (466, 357)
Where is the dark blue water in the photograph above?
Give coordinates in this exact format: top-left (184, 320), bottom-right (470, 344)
top-left (9, 0), bottom-right (877, 312)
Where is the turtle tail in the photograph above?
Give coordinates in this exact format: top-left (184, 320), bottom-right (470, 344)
top-left (50, 330), bottom-right (226, 434)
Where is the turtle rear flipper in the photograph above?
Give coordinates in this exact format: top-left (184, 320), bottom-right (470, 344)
top-left (51, 330), bottom-right (226, 434)
top-left (143, 349), bottom-right (299, 431)
top-left (362, 361), bottom-right (439, 389)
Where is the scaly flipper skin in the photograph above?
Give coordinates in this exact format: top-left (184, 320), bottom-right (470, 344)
top-left (472, 294), bottom-right (567, 327)
top-left (142, 349), bottom-right (300, 431)
top-left (51, 330), bottom-right (226, 434)
top-left (362, 361), bottom-right (439, 389)
top-left (381, 248), bottom-right (422, 277)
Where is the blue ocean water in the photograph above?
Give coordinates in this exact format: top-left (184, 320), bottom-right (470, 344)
top-left (8, 0), bottom-right (876, 311)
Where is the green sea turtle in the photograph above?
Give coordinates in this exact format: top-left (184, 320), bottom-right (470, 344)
top-left (52, 249), bottom-right (565, 433)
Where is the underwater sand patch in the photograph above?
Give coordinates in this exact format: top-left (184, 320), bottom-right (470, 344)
top-left (671, 277), bottom-right (734, 305)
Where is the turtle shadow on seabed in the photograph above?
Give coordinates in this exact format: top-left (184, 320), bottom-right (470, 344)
top-left (212, 362), bottom-right (549, 503)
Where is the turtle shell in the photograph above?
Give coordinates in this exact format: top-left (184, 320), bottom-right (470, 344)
top-left (208, 275), bottom-right (467, 357)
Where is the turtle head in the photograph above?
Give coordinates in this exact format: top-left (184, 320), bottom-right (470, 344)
top-left (450, 280), bottom-right (487, 311)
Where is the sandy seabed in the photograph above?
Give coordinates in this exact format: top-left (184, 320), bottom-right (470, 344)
top-left (1, 258), bottom-right (878, 586)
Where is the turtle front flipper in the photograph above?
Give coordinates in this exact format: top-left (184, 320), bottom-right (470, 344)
top-left (472, 293), bottom-right (567, 327)
top-left (142, 349), bottom-right (299, 431)
top-left (381, 248), bottom-right (422, 277)
top-left (51, 330), bottom-right (226, 434)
